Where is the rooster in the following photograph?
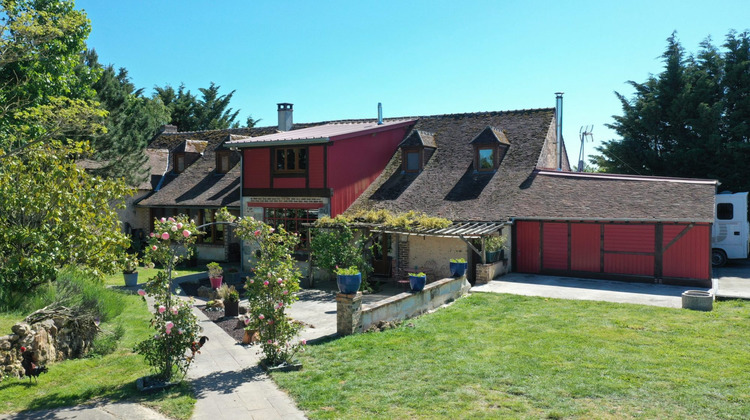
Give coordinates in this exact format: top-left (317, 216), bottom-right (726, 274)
top-left (20, 347), bottom-right (48, 383)
top-left (186, 336), bottom-right (209, 362)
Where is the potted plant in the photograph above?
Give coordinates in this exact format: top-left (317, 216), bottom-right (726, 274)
top-left (449, 258), bottom-right (468, 277)
top-left (223, 286), bottom-right (240, 317)
top-left (484, 235), bottom-right (506, 263)
top-left (122, 254), bottom-right (139, 286)
top-left (409, 272), bottom-right (427, 292)
top-left (207, 262), bottom-right (223, 289)
top-left (335, 266), bottom-right (361, 294)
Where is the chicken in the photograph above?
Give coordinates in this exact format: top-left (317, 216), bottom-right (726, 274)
top-left (20, 346), bottom-right (48, 383)
top-left (186, 336), bottom-right (209, 362)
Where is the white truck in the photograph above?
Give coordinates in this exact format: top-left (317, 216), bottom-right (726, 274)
top-left (712, 192), bottom-right (750, 266)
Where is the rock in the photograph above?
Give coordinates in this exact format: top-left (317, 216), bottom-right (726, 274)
top-left (0, 339), bottom-right (11, 351)
top-left (197, 286), bottom-right (217, 299)
top-left (11, 323), bottom-right (30, 337)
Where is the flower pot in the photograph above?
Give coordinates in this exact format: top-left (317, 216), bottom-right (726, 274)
top-left (485, 250), bottom-right (501, 263)
top-left (123, 272), bottom-right (138, 287)
top-left (409, 274), bottom-right (426, 292)
top-left (336, 273), bottom-right (361, 294)
top-left (449, 261), bottom-right (468, 277)
top-left (242, 329), bottom-right (259, 344)
top-left (224, 299), bottom-right (239, 317)
top-left (209, 276), bottom-right (223, 289)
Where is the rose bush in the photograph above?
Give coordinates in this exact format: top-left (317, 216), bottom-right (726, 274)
top-left (135, 215), bottom-right (203, 381)
top-left (235, 216), bottom-right (305, 366)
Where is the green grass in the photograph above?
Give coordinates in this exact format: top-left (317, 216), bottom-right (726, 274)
top-left (0, 274), bottom-right (196, 419)
top-left (273, 293), bottom-right (750, 419)
top-left (103, 266), bottom-right (206, 287)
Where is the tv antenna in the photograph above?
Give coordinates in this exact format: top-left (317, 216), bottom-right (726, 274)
top-left (578, 125), bottom-right (594, 172)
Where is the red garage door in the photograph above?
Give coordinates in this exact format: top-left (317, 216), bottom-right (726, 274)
top-left (514, 221), bottom-right (711, 287)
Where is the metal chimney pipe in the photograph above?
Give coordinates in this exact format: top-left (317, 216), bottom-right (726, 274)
top-left (555, 92), bottom-right (564, 171)
top-left (377, 102), bottom-right (383, 125)
top-left (277, 103), bottom-right (293, 131)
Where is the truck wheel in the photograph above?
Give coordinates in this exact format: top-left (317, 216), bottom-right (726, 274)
top-left (712, 249), bottom-right (727, 267)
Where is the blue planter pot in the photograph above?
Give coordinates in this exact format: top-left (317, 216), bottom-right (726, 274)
top-left (450, 262), bottom-right (468, 277)
top-left (485, 250), bottom-right (503, 263)
top-left (337, 273), bottom-right (361, 294)
top-left (409, 275), bottom-right (426, 292)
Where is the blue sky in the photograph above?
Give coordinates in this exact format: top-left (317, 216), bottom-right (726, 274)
top-left (77, 0), bottom-right (749, 163)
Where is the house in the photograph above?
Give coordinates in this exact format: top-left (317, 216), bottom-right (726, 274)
top-left (347, 96), bottom-right (716, 287)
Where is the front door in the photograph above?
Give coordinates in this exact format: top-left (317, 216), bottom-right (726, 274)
top-left (372, 233), bottom-right (392, 277)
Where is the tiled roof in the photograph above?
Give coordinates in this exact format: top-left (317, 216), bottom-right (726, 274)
top-left (513, 171), bottom-right (717, 222)
top-left (470, 126), bottom-right (509, 146)
top-left (399, 130), bottom-right (437, 148)
top-left (348, 108), bottom-right (562, 221)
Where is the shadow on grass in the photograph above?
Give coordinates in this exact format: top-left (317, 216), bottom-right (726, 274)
top-left (2, 378), bottom-right (193, 419)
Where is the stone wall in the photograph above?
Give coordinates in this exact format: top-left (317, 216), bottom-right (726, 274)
top-left (475, 259), bottom-right (509, 285)
top-left (0, 315), bottom-right (96, 380)
top-left (336, 276), bottom-right (471, 335)
top-left (407, 236), bottom-right (466, 279)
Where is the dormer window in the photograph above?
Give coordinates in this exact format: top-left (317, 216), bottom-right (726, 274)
top-left (398, 130), bottom-right (436, 174)
top-left (470, 126), bottom-right (509, 173)
top-left (174, 153), bottom-right (186, 173)
top-left (216, 151), bottom-right (231, 174)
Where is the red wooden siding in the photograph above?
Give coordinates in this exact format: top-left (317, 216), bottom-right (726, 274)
top-left (542, 223), bottom-right (568, 270)
top-left (662, 224), bottom-right (711, 279)
top-left (273, 177), bottom-right (306, 188)
top-left (308, 145), bottom-right (325, 188)
top-left (515, 221), bottom-right (540, 273)
top-left (515, 221), bottom-right (711, 286)
top-left (244, 149), bottom-right (270, 188)
top-left (571, 223), bottom-right (600, 272)
top-left (603, 224), bottom-right (655, 252)
top-left (327, 126), bottom-right (411, 216)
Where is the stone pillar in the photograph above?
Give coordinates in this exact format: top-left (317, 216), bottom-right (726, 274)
top-left (475, 264), bottom-right (492, 285)
top-left (397, 235), bottom-right (410, 274)
top-left (336, 292), bottom-right (363, 336)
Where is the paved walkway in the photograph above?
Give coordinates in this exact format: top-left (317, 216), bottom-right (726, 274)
top-left (714, 259), bottom-right (750, 300)
top-left (472, 272), bottom-right (714, 308)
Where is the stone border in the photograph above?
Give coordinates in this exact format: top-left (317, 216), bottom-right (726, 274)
top-left (336, 276), bottom-right (471, 335)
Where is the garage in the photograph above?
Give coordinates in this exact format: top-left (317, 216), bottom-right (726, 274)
top-left (514, 220), bottom-right (712, 287)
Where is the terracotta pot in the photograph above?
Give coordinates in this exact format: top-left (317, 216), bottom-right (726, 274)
top-left (243, 329), bottom-right (259, 344)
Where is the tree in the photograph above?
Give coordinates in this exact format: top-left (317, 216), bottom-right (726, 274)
top-left (154, 82), bottom-right (256, 131)
top-left (0, 142), bottom-right (131, 306)
top-left (592, 31), bottom-right (750, 191)
top-left (0, 0), bottom-right (102, 155)
top-left (87, 50), bottom-right (169, 185)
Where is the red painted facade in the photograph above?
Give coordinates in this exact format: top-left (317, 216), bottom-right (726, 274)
top-left (514, 220), bottom-right (711, 286)
top-left (241, 122), bottom-right (414, 217)
top-left (327, 127), bottom-right (411, 216)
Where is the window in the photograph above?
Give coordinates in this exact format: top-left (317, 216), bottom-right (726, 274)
top-left (216, 152), bottom-right (231, 174)
top-left (406, 151), bottom-right (420, 172)
top-left (264, 208), bottom-right (318, 250)
top-left (274, 147), bottom-right (307, 173)
top-left (477, 148), bottom-right (495, 171)
top-left (174, 154), bottom-right (185, 173)
top-left (200, 209), bottom-right (225, 244)
top-left (717, 203), bottom-right (734, 220)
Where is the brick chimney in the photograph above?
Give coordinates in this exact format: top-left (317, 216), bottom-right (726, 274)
top-left (277, 103), bottom-right (293, 131)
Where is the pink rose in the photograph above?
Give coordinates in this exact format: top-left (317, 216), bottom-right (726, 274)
top-left (258, 314), bottom-right (265, 320)
top-left (149, 232), bottom-right (155, 238)
top-left (151, 245), bottom-right (158, 251)
top-left (244, 318), bottom-right (250, 325)
top-left (282, 290), bottom-right (288, 295)
top-left (137, 289), bottom-right (146, 296)
top-left (268, 320), bottom-right (274, 325)
top-left (249, 279), bottom-right (254, 284)
top-left (182, 230), bottom-right (190, 238)
top-left (165, 321), bottom-right (174, 329)
top-left (171, 306), bottom-right (178, 315)
top-left (301, 339), bottom-right (307, 345)
top-left (254, 230), bottom-right (261, 237)
top-left (168, 217), bottom-right (175, 222)
top-left (171, 225), bottom-right (177, 232)
top-left (277, 278), bottom-right (283, 284)
top-left (269, 228), bottom-right (274, 233)
top-left (161, 232), bottom-right (169, 240)
top-left (158, 305), bottom-right (166, 314)
top-left (263, 281), bottom-right (269, 286)
top-left (178, 329), bottom-right (184, 335)
top-left (165, 328), bottom-right (172, 335)
top-left (177, 223), bottom-right (183, 229)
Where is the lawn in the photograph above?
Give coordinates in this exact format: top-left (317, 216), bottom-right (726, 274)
top-left (273, 293), bottom-right (750, 419)
top-left (0, 276), bottom-right (196, 419)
